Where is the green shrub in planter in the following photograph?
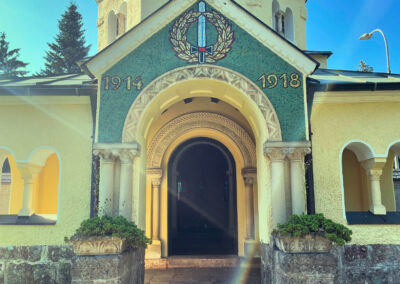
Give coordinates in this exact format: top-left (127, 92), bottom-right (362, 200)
top-left (272, 213), bottom-right (352, 245)
top-left (66, 215), bottom-right (151, 249)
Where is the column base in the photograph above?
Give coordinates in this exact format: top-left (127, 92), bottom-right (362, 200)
top-left (369, 204), bottom-right (386, 215)
top-left (244, 239), bottom-right (260, 257)
top-left (18, 208), bottom-right (34, 217)
top-left (146, 239), bottom-right (162, 259)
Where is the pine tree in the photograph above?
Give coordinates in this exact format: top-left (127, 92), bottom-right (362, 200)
top-left (40, 3), bottom-right (90, 76)
top-left (0, 32), bottom-right (28, 78)
top-left (358, 60), bottom-right (374, 72)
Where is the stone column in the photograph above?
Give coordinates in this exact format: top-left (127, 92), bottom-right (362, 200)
top-left (242, 167), bottom-right (257, 240)
top-left (150, 172), bottom-right (162, 241)
top-left (17, 163), bottom-right (43, 217)
top-left (117, 148), bottom-right (139, 219)
top-left (287, 146), bottom-right (311, 215)
top-left (362, 158), bottom-right (387, 215)
top-left (147, 168), bottom-right (163, 259)
top-left (93, 149), bottom-right (115, 216)
top-left (264, 147), bottom-right (288, 227)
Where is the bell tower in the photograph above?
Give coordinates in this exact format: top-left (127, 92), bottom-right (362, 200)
top-left (234, 0), bottom-right (307, 49)
top-left (95, 0), bottom-right (307, 51)
top-left (95, 0), bottom-right (168, 51)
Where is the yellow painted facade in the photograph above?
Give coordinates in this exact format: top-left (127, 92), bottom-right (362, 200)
top-left (312, 97), bottom-right (400, 244)
top-left (0, 96), bottom-right (93, 245)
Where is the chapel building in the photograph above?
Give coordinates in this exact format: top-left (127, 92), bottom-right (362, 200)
top-left (1, 0), bottom-right (400, 282)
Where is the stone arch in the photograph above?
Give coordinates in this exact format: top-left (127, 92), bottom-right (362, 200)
top-left (147, 112), bottom-right (256, 169)
top-left (122, 65), bottom-right (282, 143)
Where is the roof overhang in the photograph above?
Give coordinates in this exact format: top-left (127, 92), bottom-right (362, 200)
top-left (85, 0), bottom-right (318, 78)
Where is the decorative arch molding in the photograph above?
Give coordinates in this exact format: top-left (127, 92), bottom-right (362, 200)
top-left (122, 65), bottom-right (282, 143)
top-left (147, 112), bottom-right (256, 168)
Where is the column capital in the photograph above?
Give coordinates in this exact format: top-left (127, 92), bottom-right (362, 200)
top-left (361, 157), bottom-right (386, 179)
top-left (287, 147), bottom-right (311, 161)
top-left (148, 168), bottom-right (162, 186)
top-left (93, 149), bottom-right (115, 161)
top-left (16, 163), bottom-right (43, 180)
top-left (242, 167), bottom-right (256, 185)
top-left (94, 142), bottom-right (141, 161)
top-left (264, 141), bottom-right (311, 161)
top-left (264, 147), bottom-right (288, 161)
top-left (242, 167), bottom-right (256, 177)
top-left (114, 148), bottom-right (140, 162)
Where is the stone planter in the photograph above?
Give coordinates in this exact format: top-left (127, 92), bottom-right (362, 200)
top-left (70, 235), bottom-right (127, 255)
top-left (274, 234), bottom-right (332, 253)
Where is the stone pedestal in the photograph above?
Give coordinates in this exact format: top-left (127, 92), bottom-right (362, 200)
top-left (71, 248), bottom-right (145, 284)
top-left (146, 239), bottom-right (162, 259)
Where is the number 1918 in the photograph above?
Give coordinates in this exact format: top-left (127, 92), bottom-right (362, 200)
top-left (257, 73), bottom-right (301, 89)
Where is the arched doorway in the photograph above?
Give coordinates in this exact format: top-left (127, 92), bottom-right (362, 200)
top-left (168, 138), bottom-right (237, 255)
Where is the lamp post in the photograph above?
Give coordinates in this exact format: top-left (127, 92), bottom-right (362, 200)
top-left (359, 29), bottom-right (391, 74)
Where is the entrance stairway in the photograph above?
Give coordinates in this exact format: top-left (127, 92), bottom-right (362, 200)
top-left (145, 255), bottom-right (261, 284)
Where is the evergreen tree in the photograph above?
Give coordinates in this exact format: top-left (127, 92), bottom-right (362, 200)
top-left (40, 3), bottom-right (90, 75)
top-left (0, 32), bottom-right (28, 78)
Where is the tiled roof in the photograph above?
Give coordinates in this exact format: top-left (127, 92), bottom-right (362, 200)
top-left (0, 73), bottom-right (95, 87)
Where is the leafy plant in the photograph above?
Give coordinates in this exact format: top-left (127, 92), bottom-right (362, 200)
top-left (67, 215), bottom-right (151, 249)
top-left (272, 213), bottom-right (352, 245)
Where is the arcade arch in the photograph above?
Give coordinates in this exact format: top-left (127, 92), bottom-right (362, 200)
top-left (146, 111), bottom-right (257, 257)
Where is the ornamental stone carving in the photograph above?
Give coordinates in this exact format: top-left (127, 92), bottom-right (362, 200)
top-left (147, 168), bottom-right (163, 186)
top-left (122, 65), bottom-right (282, 143)
top-left (93, 143), bottom-right (140, 161)
top-left (264, 141), bottom-right (311, 161)
top-left (70, 236), bottom-right (127, 256)
top-left (287, 147), bottom-right (312, 161)
top-left (147, 112), bottom-right (256, 168)
top-left (264, 147), bottom-right (288, 161)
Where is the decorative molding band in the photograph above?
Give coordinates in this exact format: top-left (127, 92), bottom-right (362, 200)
top-left (93, 142), bottom-right (140, 160)
top-left (147, 112), bottom-right (257, 168)
top-left (123, 65), bottom-right (282, 142)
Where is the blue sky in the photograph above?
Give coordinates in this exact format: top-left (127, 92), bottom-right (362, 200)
top-left (0, 0), bottom-right (398, 75)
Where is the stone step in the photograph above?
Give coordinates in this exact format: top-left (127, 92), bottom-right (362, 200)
top-left (146, 255), bottom-right (260, 269)
top-left (145, 256), bottom-right (261, 284)
top-left (145, 267), bottom-right (261, 284)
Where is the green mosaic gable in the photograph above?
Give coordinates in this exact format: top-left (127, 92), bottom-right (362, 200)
top-left (98, 3), bottom-right (306, 143)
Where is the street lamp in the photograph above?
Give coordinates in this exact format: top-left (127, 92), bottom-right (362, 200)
top-left (359, 29), bottom-right (391, 74)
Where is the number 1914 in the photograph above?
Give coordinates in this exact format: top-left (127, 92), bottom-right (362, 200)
top-left (103, 75), bottom-right (143, 91)
top-left (257, 73), bottom-right (301, 89)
